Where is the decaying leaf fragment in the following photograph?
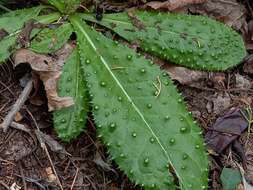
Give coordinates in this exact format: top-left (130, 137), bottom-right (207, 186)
top-left (205, 108), bottom-right (249, 155)
top-left (145, 0), bottom-right (207, 10)
top-left (13, 43), bottom-right (75, 111)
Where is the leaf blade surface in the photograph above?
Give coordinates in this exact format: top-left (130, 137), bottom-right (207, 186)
top-left (71, 16), bottom-right (209, 190)
top-left (80, 11), bottom-right (246, 71)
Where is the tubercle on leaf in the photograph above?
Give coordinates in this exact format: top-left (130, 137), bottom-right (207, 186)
top-left (70, 15), bottom-right (209, 190)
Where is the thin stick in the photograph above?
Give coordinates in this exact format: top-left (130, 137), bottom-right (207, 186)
top-left (18, 162), bottom-right (27, 190)
top-left (10, 122), bottom-right (30, 133)
top-left (70, 168), bottom-right (79, 190)
top-left (27, 110), bottom-right (64, 190)
top-left (43, 145), bottom-right (64, 190)
top-left (0, 79), bottom-right (33, 132)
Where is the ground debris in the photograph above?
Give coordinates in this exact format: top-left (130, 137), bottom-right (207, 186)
top-left (206, 93), bottom-right (231, 115)
top-left (235, 74), bottom-right (252, 89)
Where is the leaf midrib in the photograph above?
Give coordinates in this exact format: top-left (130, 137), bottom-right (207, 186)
top-left (72, 17), bottom-right (185, 187)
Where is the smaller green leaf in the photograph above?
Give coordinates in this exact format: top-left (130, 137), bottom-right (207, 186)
top-left (0, 6), bottom-right (42, 33)
top-left (30, 23), bottom-right (73, 54)
top-left (220, 168), bottom-right (241, 190)
top-left (0, 6), bottom-right (42, 63)
top-left (54, 49), bottom-right (88, 141)
top-left (48, 0), bottom-right (80, 14)
top-left (0, 6), bottom-right (60, 63)
top-left (48, 0), bottom-right (65, 13)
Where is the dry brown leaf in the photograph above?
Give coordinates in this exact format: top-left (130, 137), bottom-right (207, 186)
top-left (13, 43), bottom-right (74, 111)
top-left (14, 112), bottom-right (23, 122)
top-left (189, 0), bottom-right (247, 30)
top-left (205, 107), bottom-right (248, 154)
top-left (162, 64), bottom-right (207, 85)
top-left (45, 167), bottom-right (57, 183)
top-left (236, 184), bottom-right (244, 190)
top-left (145, 0), bottom-right (206, 11)
top-left (106, 183), bottom-right (119, 190)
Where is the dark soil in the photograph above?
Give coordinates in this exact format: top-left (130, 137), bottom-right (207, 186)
top-left (1, 0), bottom-right (253, 190)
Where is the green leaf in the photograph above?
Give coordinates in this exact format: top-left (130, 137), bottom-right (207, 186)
top-left (220, 168), bottom-right (241, 190)
top-left (54, 49), bottom-right (88, 141)
top-left (0, 6), bottom-right (42, 63)
top-left (48, 0), bottom-right (80, 14)
top-left (80, 11), bottom-right (247, 71)
top-left (0, 6), bottom-right (60, 63)
top-left (0, 6), bottom-right (42, 33)
top-left (48, 0), bottom-right (65, 13)
top-left (70, 15), bottom-right (208, 190)
top-left (30, 23), bottom-right (73, 54)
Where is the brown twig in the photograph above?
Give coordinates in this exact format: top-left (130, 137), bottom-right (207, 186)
top-left (70, 168), bottom-right (79, 190)
top-left (0, 79), bottom-right (33, 132)
top-left (10, 122), bottom-right (30, 133)
top-left (18, 162), bottom-right (27, 190)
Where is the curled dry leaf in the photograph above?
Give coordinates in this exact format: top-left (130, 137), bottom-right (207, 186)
top-left (189, 0), bottom-right (247, 30)
top-left (13, 43), bottom-right (74, 111)
top-left (145, 0), bottom-right (207, 11)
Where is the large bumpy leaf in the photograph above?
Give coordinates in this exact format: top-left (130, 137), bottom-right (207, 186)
top-left (81, 11), bottom-right (247, 71)
top-left (71, 16), bottom-right (208, 190)
top-left (30, 23), bottom-right (73, 54)
top-left (54, 49), bottom-right (88, 141)
top-left (0, 6), bottom-right (60, 63)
